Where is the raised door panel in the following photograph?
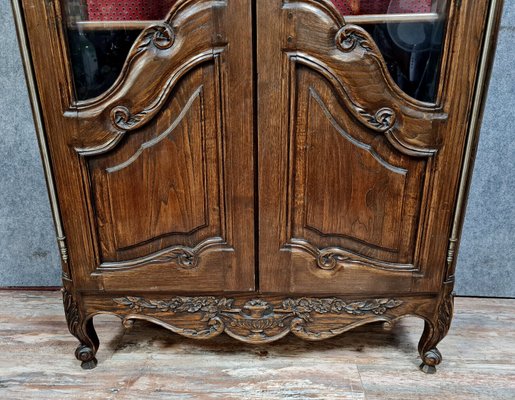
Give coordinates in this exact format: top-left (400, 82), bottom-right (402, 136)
top-left (257, 0), bottom-right (449, 294)
top-left (88, 65), bottom-right (223, 264)
top-left (289, 67), bottom-right (427, 267)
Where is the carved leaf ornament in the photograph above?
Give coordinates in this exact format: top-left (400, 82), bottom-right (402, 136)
top-left (113, 296), bottom-right (403, 342)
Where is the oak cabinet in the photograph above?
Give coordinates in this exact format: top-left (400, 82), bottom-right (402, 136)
top-left (13, 0), bottom-right (503, 372)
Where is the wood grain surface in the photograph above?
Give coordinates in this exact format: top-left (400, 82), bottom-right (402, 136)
top-left (19, 0), bottom-right (256, 293)
top-left (256, 0), bottom-right (492, 295)
top-left (13, 0), bottom-right (504, 375)
top-left (0, 291), bottom-right (513, 399)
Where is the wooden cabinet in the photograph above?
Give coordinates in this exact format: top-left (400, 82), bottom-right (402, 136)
top-left (13, 0), bottom-right (503, 372)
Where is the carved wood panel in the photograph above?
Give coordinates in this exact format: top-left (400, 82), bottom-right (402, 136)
top-left (258, 0), bottom-right (446, 293)
top-left (109, 294), bottom-right (406, 343)
top-left (304, 85), bottom-right (407, 253)
top-left (88, 65), bottom-right (222, 264)
top-left (286, 66), bottom-right (429, 267)
top-left (66, 0), bottom-right (256, 291)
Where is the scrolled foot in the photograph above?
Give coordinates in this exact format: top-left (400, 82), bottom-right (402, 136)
top-left (75, 344), bottom-right (98, 370)
top-left (419, 363), bottom-right (437, 374)
top-left (81, 358), bottom-right (98, 370)
top-left (63, 286), bottom-right (100, 369)
top-left (417, 284), bottom-right (454, 374)
top-left (419, 348), bottom-right (441, 374)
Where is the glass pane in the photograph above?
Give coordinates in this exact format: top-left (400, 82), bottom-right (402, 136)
top-left (63, 1), bottom-right (447, 103)
top-left (331, 0), bottom-right (448, 103)
top-left (64, 0), bottom-right (177, 101)
top-left (331, 0), bottom-right (436, 15)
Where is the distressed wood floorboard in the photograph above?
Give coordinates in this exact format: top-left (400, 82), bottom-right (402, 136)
top-left (0, 292), bottom-right (514, 399)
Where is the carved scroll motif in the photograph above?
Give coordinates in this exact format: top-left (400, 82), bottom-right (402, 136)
top-left (102, 246), bottom-right (198, 270)
top-left (336, 25), bottom-right (375, 53)
top-left (355, 106), bottom-right (396, 132)
top-left (113, 296), bottom-right (403, 343)
top-left (287, 239), bottom-right (358, 270)
top-left (62, 287), bottom-right (81, 341)
top-left (436, 281), bottom-right (455, 344)
top-left (99, 237), bottom-right (226, 271)
top-left (418, 279), bottom-right (455, 372)
top-left (110, 23), bottom-right (175, 131)
top-left (284, 239), bottom-right (415, 272)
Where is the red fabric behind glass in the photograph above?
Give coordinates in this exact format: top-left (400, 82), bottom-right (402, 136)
top-left (86, 0), bottom-right (177, 21)
top-left (331, 0), bottom-right (432, 15)
top-left (85, 1), bottom-right (432, 21)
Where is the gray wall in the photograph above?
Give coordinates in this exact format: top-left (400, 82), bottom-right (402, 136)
top-left (0, 0), bottom-right (61, 286)
top-left (0, 0), bottom-right (513, 296)
top-left (454, 3), bottom-right (515, 297)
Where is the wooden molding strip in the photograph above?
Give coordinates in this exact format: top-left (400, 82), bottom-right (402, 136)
top-left (67, 12), bottom-right (441, 31)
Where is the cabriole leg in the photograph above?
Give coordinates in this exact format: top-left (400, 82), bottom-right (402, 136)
top-left (62, 288), bottom-right (99, 369)
top-left (418, 282), bottom-right (454, 374)
top-left (418, 320), bottom-right (443, 374)
top-left (74, 318), bottom-right (99, 369)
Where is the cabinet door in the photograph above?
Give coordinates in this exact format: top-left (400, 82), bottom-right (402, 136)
top-left (257, 0), bottom-right (489, 294)
top-left (22, 0), bottom-right (255, 292)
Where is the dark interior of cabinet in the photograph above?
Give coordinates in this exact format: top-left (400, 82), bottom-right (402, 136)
top-left (362, 21), bottom-right (445, 102)
top-left (66, 29), bottom-right (141, 100)
top-left (67, 21), bottom-right (445, 103)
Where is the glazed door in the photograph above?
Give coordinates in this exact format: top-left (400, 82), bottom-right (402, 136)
top-left (27, 0), bottom-right (255, 292)
top-left (23, 0), bottom-right (489, 295)
top-left (257, 0), bottom-right (470, 294)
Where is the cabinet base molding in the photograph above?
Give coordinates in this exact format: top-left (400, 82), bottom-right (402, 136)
top-left (67, 291), bottom-right (453, 372)
top-left (113, 295), bottom-right (404, 343)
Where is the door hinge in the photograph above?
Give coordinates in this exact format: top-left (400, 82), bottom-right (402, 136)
top-left (446, 237), bottom-right (458, 268)
top-left (57, 236), bottom-right (69, 263)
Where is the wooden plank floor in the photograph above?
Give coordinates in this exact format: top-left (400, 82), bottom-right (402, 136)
top-left (0, 291), bottom-right (514, 399)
